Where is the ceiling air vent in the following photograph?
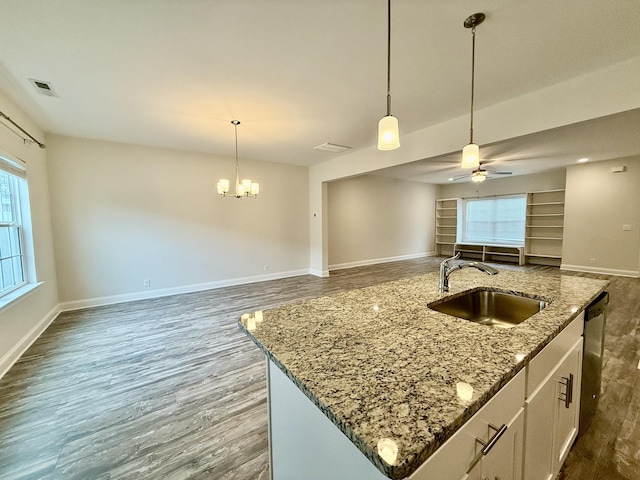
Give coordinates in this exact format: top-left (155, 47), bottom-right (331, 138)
top-left (314, 142), bottom-right (351, 153)
top-left (28, 78), bottom-right (58, 97)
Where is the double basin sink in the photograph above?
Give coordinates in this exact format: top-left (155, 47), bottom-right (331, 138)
top-left (428, 288), bottom-right (547, 329)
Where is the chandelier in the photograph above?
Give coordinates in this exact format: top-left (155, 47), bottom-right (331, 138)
top-left (217, 120), bottom-right (259, 198)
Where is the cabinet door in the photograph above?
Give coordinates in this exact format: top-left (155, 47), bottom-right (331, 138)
top-left (481, 407), bottom-right (524, 480)
top-left (524, 336), bottom-right (583, 480)
top-left (524, 378), bottom-right (555, 480)
top-left (552, 338), bottom-right (583, 472)
top-left (410, 370), bottom-right (525, 480)
top-left (461, 460), bottom-right (482, 480)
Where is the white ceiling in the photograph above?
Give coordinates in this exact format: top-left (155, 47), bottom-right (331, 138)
top-left (1, 1), bottom-right (639, 181)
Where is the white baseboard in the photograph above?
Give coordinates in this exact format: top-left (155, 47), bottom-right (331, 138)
top-left (329, 251), bottom-right (436, 272)
top-left (0, 304), bottom-right (61, 380)
top-left (309, 269), bottom-right (329, 278)
top-left (560, 263), bottom-right (639, 278)
top-left (58, 268), bottom-right (311, 312)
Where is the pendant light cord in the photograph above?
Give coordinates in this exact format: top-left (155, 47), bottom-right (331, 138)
top-left (386, 0), bottom-right (392, 116)
top-left (469, 26), bottom-right (476, 144)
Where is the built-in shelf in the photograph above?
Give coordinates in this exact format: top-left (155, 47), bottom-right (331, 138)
top-left (436, 190), bottom-right (565, 266)
top-left (525, 253), bottom-right (563, 259)
top-left (525, 189), bottom-right (565, 266)
top-left (435, 198), bottom-right (459, 256)
top-left (454, 243), bottom-right (525, 265)
top-left (525, 236), bottom-right (563, 240)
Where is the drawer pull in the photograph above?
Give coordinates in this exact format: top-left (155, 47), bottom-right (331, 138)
top-left (475, 423), bottom-right (508, 456)
top-left (469, 423), bottom-right (508, 472)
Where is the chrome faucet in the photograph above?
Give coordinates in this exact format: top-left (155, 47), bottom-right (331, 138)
top-left (438, 252), bottom-right (499, 293)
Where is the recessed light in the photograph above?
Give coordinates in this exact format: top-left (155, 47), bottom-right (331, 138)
top-left (448, 177), bottom-right (454, 181)
top-left (577, 157), bottom-right (589, 163)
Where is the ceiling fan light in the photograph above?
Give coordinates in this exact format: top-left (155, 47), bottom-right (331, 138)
top-left (461, 143), bottom-right (480, 168)
top-left (377, 115), bottom-right (400, 150)
top-left (471, 169), bottom-right (487, 182)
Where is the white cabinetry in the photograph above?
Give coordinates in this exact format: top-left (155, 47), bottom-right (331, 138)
top-left (412, 369), bottom-right (525, 480)
top-left (524, 315), bottom-right (583, 480)
top-left (552, 339), bottom-right (582, 472)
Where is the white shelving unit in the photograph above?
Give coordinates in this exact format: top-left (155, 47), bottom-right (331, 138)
top-left (435, 198), bottom-right (458, 256)
top-left (525, 189), bottom-right (565, 265)
top-left (454, 243), bottom-right (525, 265)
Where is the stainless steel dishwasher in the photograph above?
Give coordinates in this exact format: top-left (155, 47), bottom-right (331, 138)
top-left (579, 291), bottom-right (608, 435)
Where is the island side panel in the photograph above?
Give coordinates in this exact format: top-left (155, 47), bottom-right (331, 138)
top-left (268, 360), bottom-right (389, 480)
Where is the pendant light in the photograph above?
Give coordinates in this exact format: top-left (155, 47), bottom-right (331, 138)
top-left (217, 120), bottom-right (259, 199)
top-left (377, 0), bottom-right (400, 150)
top-left (461, 13), bottom-right (485, 168)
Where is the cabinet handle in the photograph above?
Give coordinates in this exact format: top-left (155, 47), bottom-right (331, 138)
top-left (568, 373), bottom-right (574, 405)
top-left (475, 423), bottom-right (508, 456)
top-left (469, 423), bottom-right (508, 472)
top-left (559, 373), bottom-right (574, 409)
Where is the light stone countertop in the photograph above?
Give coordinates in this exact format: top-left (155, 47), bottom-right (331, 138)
top-left (239, 268), bottom-right (609, 479)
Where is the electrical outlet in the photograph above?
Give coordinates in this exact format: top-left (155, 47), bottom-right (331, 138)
top-left (144, 279), bottom-right (150, 287)
top-left (589, 258), bottom-right (596, 265)
top-left (263, 265), bottom-right (270, 272)
top-left (623, 224), bottom-right (632, 231)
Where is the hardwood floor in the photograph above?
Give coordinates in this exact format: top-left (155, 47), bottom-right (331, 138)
top-left (0, 257), bottom-right (637, 479)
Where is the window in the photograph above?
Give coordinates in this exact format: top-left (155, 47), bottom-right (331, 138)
top-left (462, 195), bottom-right (526, 245)
top-left (0, 153), bottom-right (28, 298)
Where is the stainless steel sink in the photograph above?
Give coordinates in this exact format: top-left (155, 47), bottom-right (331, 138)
top-left (428, 289), bottom-right (547, 328)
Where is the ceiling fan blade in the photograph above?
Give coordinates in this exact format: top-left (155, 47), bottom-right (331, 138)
top-left (447, 173), bottom-right (469, 181)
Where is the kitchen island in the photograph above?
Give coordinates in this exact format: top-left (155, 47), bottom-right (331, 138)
top-left (239, 268), bottom-right (609, 479)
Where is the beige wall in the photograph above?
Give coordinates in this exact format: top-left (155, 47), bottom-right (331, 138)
top-left (328, 175), bottom-right (436, 268)
top-left (47, 135), bottom-right (309, 304)
top-left (0, 89), bottom-right (59, 373)
top-left (562, 157), bottom-right (640, 276)
top-left (438, 163), bottom-right (640, 277)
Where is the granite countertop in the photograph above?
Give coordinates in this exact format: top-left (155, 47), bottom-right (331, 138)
top-left (239, 268), bottom-right (609, 479)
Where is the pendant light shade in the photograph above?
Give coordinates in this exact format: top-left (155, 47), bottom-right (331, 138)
top-left (461, 143), bottom-right (480, 168)
top-left (377, 0), bottom-right (400, 151)
top-left (378, 115), bottom-right (400, 150)
top-left (461, 13), bottom-right (485, 168)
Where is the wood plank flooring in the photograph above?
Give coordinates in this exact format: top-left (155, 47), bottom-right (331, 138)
top-left (0, 257), bottom-right (637, 479)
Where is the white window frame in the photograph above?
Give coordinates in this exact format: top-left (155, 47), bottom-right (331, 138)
top-left (0, 151), bottom-right (30, 300)
top-left (460, 194), bottom-right (526, 246)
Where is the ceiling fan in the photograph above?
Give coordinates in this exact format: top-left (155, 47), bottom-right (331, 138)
top-left (448, 162), bottom-right (512, 182)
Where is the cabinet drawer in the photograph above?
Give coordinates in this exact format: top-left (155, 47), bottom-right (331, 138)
top-left (411, 368), bottom-right (525, 480)
top-left (527, 312), bottom-right (584, 398)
